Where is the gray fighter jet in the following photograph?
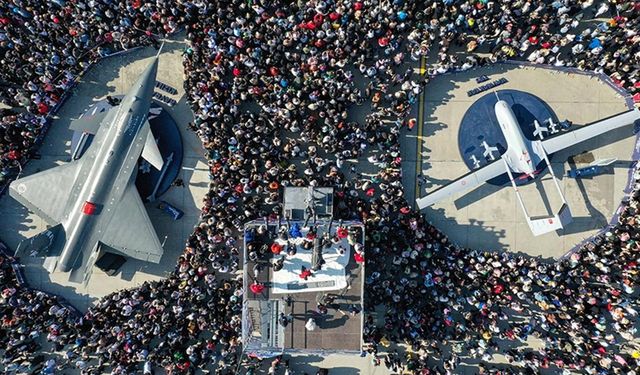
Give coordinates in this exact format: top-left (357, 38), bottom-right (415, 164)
top-left (9, 54), bottom-right (166, 284)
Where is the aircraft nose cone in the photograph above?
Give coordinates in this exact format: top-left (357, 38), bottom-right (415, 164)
top-left (145, 57), bottom-right (159, 80)
top-left (132, 57), bottom-right (159, 101)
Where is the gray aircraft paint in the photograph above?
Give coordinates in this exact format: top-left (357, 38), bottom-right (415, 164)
top-left (9, 56), bottom-right (165, 283)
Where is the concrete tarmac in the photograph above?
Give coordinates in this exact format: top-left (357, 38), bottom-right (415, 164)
top-left (403, 63), bottom-right (635, 259)
top-left (0, 38), bottom-right (635, 375)
top-left (0, 33), bottom-right (208, 311)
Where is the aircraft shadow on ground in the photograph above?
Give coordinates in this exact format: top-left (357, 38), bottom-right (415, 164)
top-left (405, 63), bottom-right (520, 204)
top-left (558, 156), bottom-right (609, 236)
top-left (114, 233), bottom-right (184, 282)
top-left (425, 207), bottom-right (509, 251)
top-left (39, 271), bottom-right (96, 312)
top-left (448, 157), bottom-right (610, 239)
top-left (428, 124), bottom-right (635, 240)
top-left (533, 177), bottom-right (553, 215)
top-left (550, 124), bottom-right (635, 236)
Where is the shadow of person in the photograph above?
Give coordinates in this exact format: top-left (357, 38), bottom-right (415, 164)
top-left (318, 314), bottom-right (349, 330)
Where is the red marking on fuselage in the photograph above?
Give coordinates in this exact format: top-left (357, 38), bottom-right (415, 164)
top-left (82, 201), bottom-right (98, 215)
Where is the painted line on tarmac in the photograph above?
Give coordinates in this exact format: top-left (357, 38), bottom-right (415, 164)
top-left (414, 55), bottom-right (426, 208)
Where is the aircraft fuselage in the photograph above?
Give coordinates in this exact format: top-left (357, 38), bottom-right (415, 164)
top-left (56, 60), bottom-right (158, 272)
top-left (494, 100), bottom-right (536, 178)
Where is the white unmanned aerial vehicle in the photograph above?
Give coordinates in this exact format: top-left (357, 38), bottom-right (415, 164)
top-left (417, 94), bottom-right (640, 236)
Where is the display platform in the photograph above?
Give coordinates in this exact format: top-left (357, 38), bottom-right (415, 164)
top-left (458, 89), bottom-right (557, 186)
top-left (70, 96), bottom-right (183, 201)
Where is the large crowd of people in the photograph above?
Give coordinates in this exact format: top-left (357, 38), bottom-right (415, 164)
top-left (1, 0), bottom-right (640, 373)
top-left (0, 0), bottom-right (176, 185)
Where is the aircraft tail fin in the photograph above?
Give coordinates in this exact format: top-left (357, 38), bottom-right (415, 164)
top-left (16, 223), bottom-right (66, 273)
top-left (141, 121), bottom-right (164, 171)
top-left (527, 204), bottom-right (573, 236)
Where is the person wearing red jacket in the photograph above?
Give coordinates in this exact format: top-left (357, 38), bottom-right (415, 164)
top-left (249, 282), bottom-right (265, 294)
top-left (299, 266), bottom-right (312, 280)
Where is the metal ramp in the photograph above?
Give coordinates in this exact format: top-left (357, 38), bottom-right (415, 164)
top-left (247, 299), bottom-right (284, 350)
top-left (265, 300), bottom-right (284, 348)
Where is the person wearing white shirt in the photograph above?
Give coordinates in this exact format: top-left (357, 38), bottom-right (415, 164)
top-left (305, 318), bottom-right (317, 331)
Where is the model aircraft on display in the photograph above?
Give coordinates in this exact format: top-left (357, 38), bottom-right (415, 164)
top-left (546, 117), bottom-right (561, 134)
top-left (532, 119), bottom-right (548, 140)
top-left (9, 54), bottom-right (165, 284)
top-left (417, 94), bottom-right (640, 236)
top-left (481, 141), bottom-right (499, 161)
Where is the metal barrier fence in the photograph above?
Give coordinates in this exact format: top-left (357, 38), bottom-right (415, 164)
top-left (499, 60), bottom-right (635, 109)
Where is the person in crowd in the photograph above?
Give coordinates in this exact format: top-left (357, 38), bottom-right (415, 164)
top-left (299, 266), bottom-right (313, 281)
top-left (1, 0), bottom-right (640, 373)
top-left (305, 318), bottom-right (317, 332)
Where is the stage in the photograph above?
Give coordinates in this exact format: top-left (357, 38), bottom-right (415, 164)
top-left (270, 226), bottom-right (351, 294)
top-left (243, 219), bottom-right (365, 354)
